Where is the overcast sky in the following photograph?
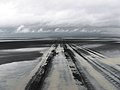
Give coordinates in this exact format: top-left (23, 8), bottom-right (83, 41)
top-left (0, 0), bottom-right (120, 27)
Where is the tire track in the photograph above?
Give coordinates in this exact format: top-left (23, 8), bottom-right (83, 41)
top-left (71, 44), bottom-right (120, 89)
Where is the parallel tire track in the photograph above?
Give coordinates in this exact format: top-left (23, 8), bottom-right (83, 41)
top-left (63, 44), bottom-right (95, 90)
top-left (25, 44), bottom-right (58, 90)
top-left (71, 45), bottom-right (120, 89)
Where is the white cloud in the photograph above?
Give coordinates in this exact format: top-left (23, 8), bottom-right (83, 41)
top-left (15, 25), bottom-right (30, 33)
top-left (16, 25), bottom-right (24, 32)
top-left (0, 0), bottom-right (120, 27)
top-left (38, 28), bottom-right (43, 32)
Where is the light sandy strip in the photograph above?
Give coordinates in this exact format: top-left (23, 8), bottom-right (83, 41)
top-left (16, 45), bottom-right (55, 90)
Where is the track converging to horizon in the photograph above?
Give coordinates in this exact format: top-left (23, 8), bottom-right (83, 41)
top-left (24, 43), bottom-right (120, 90)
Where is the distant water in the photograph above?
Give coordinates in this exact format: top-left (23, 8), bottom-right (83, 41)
top-left (0, 60), bottom-right (39, 90)
top-left (0, 39), bottom-right (29, 42)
